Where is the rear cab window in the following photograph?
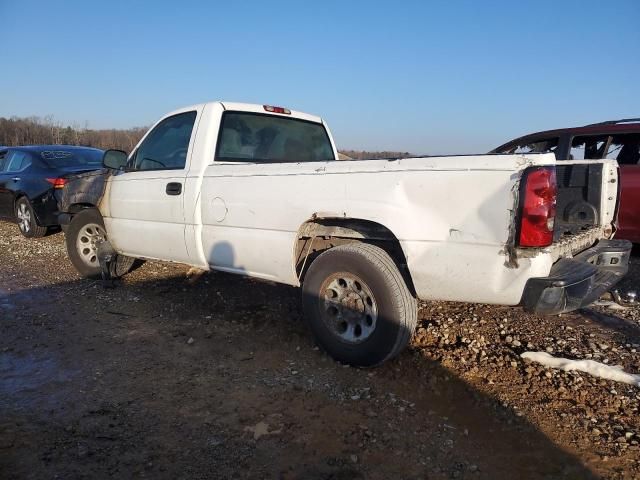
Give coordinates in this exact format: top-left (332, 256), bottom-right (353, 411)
top-left (215, 112), bottom-right (335, 163)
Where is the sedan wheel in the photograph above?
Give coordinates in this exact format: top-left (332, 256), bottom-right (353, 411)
top-left (15, 198), bottom-right (47, 238)
top-left (16, 202), bottom-right (32, 234)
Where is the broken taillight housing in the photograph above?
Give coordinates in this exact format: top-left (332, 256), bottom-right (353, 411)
top-left (518, 166), bottom-right (557, 247)
top-left (46, 178), bottom-right (68, 189)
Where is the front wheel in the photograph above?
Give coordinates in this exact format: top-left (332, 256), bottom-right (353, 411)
top-left (302, 243), bottom-right (417, 367)
top-left (65, 209), bottom-right (134, 279)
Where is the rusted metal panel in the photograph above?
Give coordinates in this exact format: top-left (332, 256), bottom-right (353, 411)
top-left (59, 169), bottom-right (111, 213)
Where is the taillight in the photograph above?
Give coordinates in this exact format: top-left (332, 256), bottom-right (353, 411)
top-left (46, 178), bottom-right (68, 189)
top-left (518, 166), bottom-right (557, 247)
top-left (263, 105), bottom-right (291, 114)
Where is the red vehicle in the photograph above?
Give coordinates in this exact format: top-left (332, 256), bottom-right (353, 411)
top-left (491, 119), bottom-right (640, 243)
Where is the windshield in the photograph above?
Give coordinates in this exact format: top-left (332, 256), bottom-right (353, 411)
top-left (216, 112), bottom-right (335, 163)
top-left (39, 149), bottom-right (103, 168)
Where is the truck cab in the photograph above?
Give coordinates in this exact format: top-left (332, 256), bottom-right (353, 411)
top-left (100, 102), bottom-right (338, 267)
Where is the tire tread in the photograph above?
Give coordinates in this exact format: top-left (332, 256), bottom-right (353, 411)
top-left (303, 242), bottom-right (417, 366)
top-left (347, 243), bottom-right (417, 364)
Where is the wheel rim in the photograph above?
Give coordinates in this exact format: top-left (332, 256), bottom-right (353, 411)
top-left (76, 223), bottom-right (106, 268)
top-left (320, 272), bottom-right (378, 344)
top-left (16, 202), bottom-right (31, 233)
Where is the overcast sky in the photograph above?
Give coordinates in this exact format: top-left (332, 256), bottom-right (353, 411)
top-left (1, 0), bottom-right (639, 154)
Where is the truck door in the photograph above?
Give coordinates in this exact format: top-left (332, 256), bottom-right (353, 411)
top-left (104, 109), bottom-right (199, 263)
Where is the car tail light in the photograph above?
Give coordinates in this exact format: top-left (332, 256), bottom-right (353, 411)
top-left (263, 105), bottom-right (291, 114)
top-left (46, 178), bottom-right (68, 189)
top-left (518, 166), bottom-right (557, 247)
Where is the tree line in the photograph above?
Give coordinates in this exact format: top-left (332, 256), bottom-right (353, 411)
top-left (0, 116), bottom-right (414, 159)
top-left (0, 116), bottom-right (147, 152)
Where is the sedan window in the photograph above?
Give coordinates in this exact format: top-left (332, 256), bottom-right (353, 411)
top-left (514, 139), bottom-right (559, 156)
top-left (40, 149), bottom-right (102, 167)
top-left (570, 135), bottom-right (609, 160)
top-left (606, 134), bottom-right (640, 165)
top-left (497, 138), bottom-right (559, 158)
top-left (5, 151), bottom-right (32, 172)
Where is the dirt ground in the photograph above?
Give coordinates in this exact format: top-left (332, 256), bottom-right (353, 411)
top-left (1, 221), bottom-right (639, 479)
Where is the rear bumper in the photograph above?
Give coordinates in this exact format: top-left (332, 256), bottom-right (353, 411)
top-left (31, 192), bottom-right (61, 227)
top-left (521, 239), bottom-right (632, 315)
top-left (57, 212), bottom-right (72, 226)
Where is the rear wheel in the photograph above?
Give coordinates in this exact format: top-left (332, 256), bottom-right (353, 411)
top-left (302, 243), bottom-right (417, 367)
top-left (15, 197), bottom-right (47, 238)
top-left (65, 209), bottom-right (134, 279)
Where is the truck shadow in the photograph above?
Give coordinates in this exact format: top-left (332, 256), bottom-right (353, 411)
top-left (576, 248), bottom-right (640, 344)
top-left (0, 268), bottom-right (600, 479)
top-left (579, 307), bottom-right (640, 344)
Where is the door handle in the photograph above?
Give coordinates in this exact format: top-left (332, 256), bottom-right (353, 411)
top-left (166, 182), bottom-right (182, 196)
top-left (11, 177), bottom-right (20, 182)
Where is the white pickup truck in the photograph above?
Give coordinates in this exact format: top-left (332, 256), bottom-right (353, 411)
top-left (59, 101), bottom-right (631, 366)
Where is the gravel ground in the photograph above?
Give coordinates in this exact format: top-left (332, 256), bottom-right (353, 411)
top-left (1, 220), bottom-right (639, 479)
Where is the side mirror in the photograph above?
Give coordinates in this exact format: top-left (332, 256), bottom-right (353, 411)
top-left (102, 149), bottom-right (128, 170)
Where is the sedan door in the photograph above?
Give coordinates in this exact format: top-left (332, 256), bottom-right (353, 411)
top-left (103, 109), bottom-right (200, 264)
top-left (0, 150), bottom-right (29, 219)
top-left (0, 150), bottom-right (10, 218)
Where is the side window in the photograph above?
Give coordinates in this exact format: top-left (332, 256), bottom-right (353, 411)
top-left (606, 134), bottom-right (640, 165)
top-left (511, 138), bottom-right (559, 158)
top-left (0, 151), bottom-right (7, 172)
top-left (131, 111), bottom-right (197, 171)
top-left (5, 151), bottom-right (32, 172)
top-left (569, 135), bottom-right (609, 160)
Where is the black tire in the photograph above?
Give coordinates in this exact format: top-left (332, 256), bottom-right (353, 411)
top-left (15, 197), bottom-right (47, 238)
top-left (302, 243), bottom-right (417, 367)
top-left (65, 209), bottom-right (135, 279)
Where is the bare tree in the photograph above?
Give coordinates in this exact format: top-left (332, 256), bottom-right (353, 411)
top-left (0, 115), bottom-right (147, 152)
